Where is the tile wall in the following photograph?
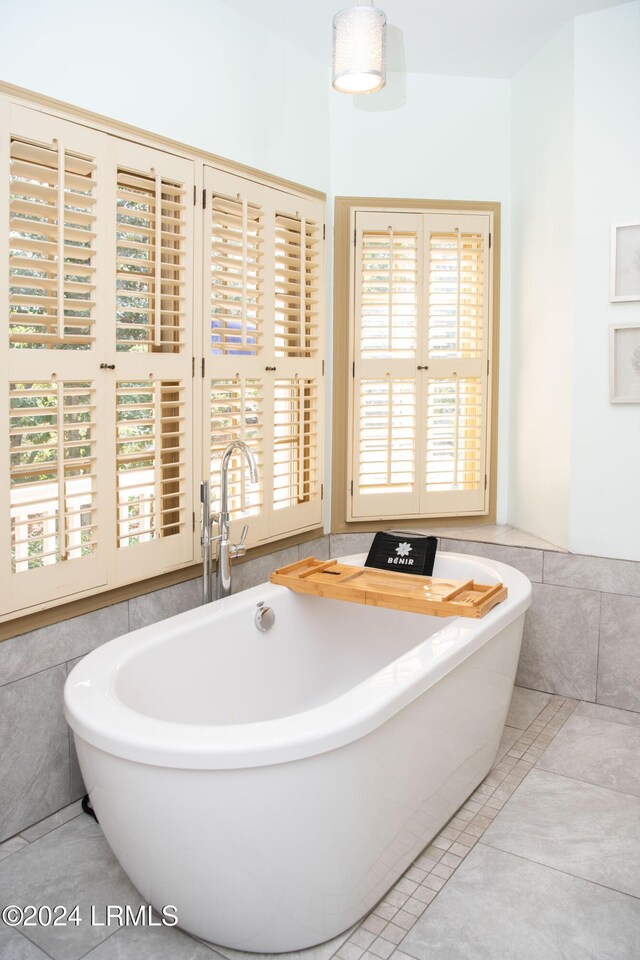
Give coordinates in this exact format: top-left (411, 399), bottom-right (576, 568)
top-left (0, 531), bottom-right (637, 841)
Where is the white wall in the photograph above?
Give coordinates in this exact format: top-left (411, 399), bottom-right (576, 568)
top-left (330, 73), bottom-right (511, 201)
top-left (509, 2), bottom-right (640, 560)
top-left (0, 0), bottom-right (330, 192)
top-left (2, 0), bottom-right (639, 557)
top-left (569, 1), bottom-right (640, 560)
top-left (330, 72), bottom-right (512, 521)
top-left (510, 25), bottom-right (575, 549)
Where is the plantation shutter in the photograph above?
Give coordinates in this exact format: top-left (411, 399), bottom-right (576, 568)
top-left (268, 188), bottom-right (323, 538)
top-left (351, 212), bottom-right (422, 519)
top-left (111, 140), bottom-right (195, 585)
top-left (421, 213), bottom-right (489, 515)
top-left (209, 174), bottom-right (263, 358)
top-left (0, 104), bottom-right (109, 614)
top-left (209, 378), bottom-right (264, 537)
top-left (204, 167), bottom-right (324, 545)
top-left (350, 209), bottom-right (491, 521)
top-left (0, 94), bottom-right (325, 623)
top-left (205, 168), bottom-right (266, 546)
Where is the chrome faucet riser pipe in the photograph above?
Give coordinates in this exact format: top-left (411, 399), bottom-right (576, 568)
top-left (200, 481), bottom-right (212, 605)
top-left (202, 441), bottom-right (259, 605)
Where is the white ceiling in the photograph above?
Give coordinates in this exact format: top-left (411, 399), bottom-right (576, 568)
top-left (220, 0), bottom-right (631, 78)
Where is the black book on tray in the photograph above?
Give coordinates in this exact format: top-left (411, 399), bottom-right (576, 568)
top-left (364, 531), bottom-right (438, 578)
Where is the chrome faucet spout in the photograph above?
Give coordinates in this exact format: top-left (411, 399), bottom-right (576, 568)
top-left (223, 440), bottom-right (258, 483)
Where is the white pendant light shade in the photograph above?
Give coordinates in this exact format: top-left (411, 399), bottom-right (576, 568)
top-left (332, 4), bottom-right (387, 94)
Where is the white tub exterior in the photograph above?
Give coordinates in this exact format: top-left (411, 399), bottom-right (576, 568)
top-left (64, 553), bottom-right (531, 951)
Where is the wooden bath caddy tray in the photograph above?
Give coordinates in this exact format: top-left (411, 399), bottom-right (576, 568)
top-left (270, 557), bottom-right (507, 619)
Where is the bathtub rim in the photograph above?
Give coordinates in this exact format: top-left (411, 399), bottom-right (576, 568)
top-left (64, 552), bottom-right (531, 771)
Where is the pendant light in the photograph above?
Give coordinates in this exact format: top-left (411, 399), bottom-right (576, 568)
top-left (332, 2), bottom-right (387, 95)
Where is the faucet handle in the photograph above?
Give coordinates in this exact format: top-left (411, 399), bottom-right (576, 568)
top-left (230, 524), bottom-right (249, 559)
top-left (202, 512), bottom-right (220, 546)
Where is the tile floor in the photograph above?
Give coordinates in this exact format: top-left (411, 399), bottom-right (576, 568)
top-left (1, 688), bottom-right (640, 960)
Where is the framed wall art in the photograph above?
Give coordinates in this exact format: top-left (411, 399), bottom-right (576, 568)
top-left (610, 222), bottom-right (640, 302)
top-left (610, 323), bottom-right (640, 403)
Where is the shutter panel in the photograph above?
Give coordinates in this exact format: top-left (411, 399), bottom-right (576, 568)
top-left (111, 141), bottom-right (195, 584)
top-left (420, 212), bottom-right (489, 514)
top-left (9, 380), bottom-right (98, 594)
top-left (9, 137), bottom-right (97, 349)
top-left (357, 378), bottom-right (416, 494)
top-left (207, 168), bottom-right (265, 363)
top-left (351, 212), bottom-right (421, 518)
top-left (209, 378), bottom-right (265, 543)
top-left (360, 228), bottom-right (417, 358)
top-left (270, 377), bottom-right (320, 535)
top-left (428, 227), bottom-right (485, 359)
top-left (274, 212), bottom-right (321, 358)
top-left (204, 167), bottom-right (324, 544)
top-left (268, 189), bottom-right (323, 536)
top-left (349, 209), bottom-right (491, 521)
top-left (424, 376), bottom-right (485, 508)
top-left (205, 168), bottom-right (265, 547)
top-left (1, 105), bottom-right (108, 614)
top-left (210, 190), bottom-right (263, 356)
top-left (116, 380), bottom-right (186, 545)
top-left (116, 169), bottom-right (187, 352)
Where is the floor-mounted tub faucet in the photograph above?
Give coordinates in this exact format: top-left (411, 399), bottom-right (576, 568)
top-left (201, 441), bottom-right (259, 603)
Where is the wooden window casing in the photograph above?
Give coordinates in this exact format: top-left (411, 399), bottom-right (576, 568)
top-left (332, 197), bottom-right (500, 535)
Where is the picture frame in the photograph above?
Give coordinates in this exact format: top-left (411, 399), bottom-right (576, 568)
top-left (610, 222), bottom-right (640, 302)
top-left (609, 323), bottom-right (640, 403)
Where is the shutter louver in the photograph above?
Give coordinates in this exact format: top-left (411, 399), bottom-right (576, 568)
top-left (210, 379), bottom-right (263, 528)
top-left (210, 194), bottom-right (262, 355)
top-left (274, 213), bottom-right (320, 358)
top-left (9, 138), bottom-right (97, 349)
top-left (116, 380), bottom-right (186, 547)
top-left (10, 380), bottom-right (97, 571)
top-left (273, 378), bottom-right (318, 509)
top-left (425, 377), bottom-right (483, 492)
top-left (428, 230), bottom-right (484, 359)
top-left (116, 170), bottom-right (186, 352)
top-left (361, 230), bottom-right (417, 358)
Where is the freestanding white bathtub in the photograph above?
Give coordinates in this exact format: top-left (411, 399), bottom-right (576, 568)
top-left (64, 552), bottom-right (531, 952)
